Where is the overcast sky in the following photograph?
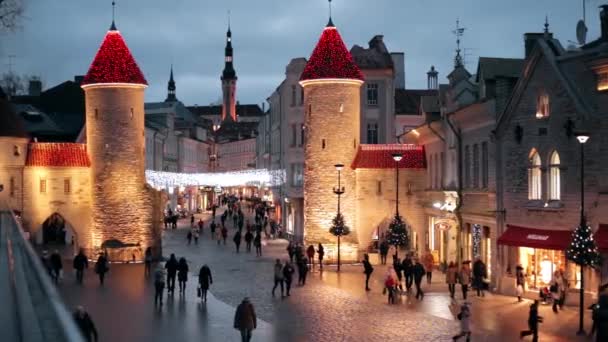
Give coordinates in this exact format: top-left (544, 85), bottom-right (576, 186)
top-left (0, 0), bottom-right (602, 106)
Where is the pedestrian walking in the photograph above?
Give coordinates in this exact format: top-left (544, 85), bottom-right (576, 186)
top-left (198, 219), bottom-right (204, 234)
top-left (446, 261), bottom-right (458, 299)
top-left (379, 240), bottom-right (389, 265)
top-left (317, 243), bottom-right (325, 270)
top-left (210, 220), bottom-right (217, 240)
top-left (190, 214), bottom-right (195, 228)
top-left (154, 266), bottom-right (166, 306)
top-left (392, 254), bottom-right (403, 291)
top-left (50, 249), bottom-right (63, 284)
top-left (144, 247), bottom-right (153, 276)
top-left (520, 300), bottom-right (542, 341)
top-left (460, 261), bottom-right (471, 300)
top-left (306, 245), bottom-right (315, 268)
top-left (187, 230), bottom-right (193, 245)
top-left (557, 269), bottom-right (568, 309)
top-left (516, 265), bottom-right (525, 302)
top-left (297, 258), bottom-right (309, 285)
top-left (422, 249), bottom-right (434, 284)
top-left (198, 264), bottom-right (213, 302)
top-left (73, 306), bottom-right (98, 342)
top-left (165, 253), bottom-right (179, 294)
top-left (41, 250), bottom-right (52, 276)
top-left (245, 230), bottom-right (253, 252)
top-left (413, 258), bottom-right (426, 300)
top-left (362, 253), bottom-right (374, 291)
top-left (254, 233), bottom-right (262, 256)
top-left (549, 271), bottom-right (561, 313)
top-left (592, 293), bottom-right (608, 342)
top-left (403, 254), bottom-right (413, 292)
top-left (234, 297), bottom-right (257, 342)
top-left (384, 269), bottom-right (397, 304)
top-left (233, 230), bottom-right (242, 253)
top-left (286, 242), bottom-right (295, 263)
top-left (193, 228), bottom-right (200, 245)
top-left (221, 226), bottom-right (228, 245)
top-left (73, 249), bottom-right (88, 285)
top-left (272, 259), bottom-right (284, 297)
top-left (177, 257), bottom-right (189, 294)
top-left (452, 302), bottom-right (471, 341)
top-left (283, 261), bottom-right (295, 296)
top-left (473, 257), bottom-right (487, 297)
top-left (94, 252), bottom-right (109, 285)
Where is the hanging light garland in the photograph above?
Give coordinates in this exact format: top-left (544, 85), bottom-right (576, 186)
top-left (145, 169), bottom-right (285, 188)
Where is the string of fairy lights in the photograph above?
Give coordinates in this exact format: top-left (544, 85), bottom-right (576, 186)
top-left (145, 169), bottom-right (286, 189)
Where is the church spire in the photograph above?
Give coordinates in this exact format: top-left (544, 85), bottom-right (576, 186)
top-left (221, 14), bottom-right (237, 122)
top-left (165, 64), bottom-right (177, 102)
top-left (110, 1), bottom-right (117, 31)
top-left (222, 11), bottom-right (236, 80)
top-left (327, 0), bottom-right (334, 27)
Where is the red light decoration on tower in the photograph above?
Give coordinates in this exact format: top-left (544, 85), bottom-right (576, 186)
top-left (82, 29), bottom-right (147, 86)
top-left (300, 26), bottom-right (364, 81)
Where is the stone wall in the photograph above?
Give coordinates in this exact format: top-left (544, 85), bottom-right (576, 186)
top-left (303, 81), bottom-right (362, 251)
top-left (85, 85), bottom-right (155, 261)
top-left (0, 137), bottom-right (29, 211)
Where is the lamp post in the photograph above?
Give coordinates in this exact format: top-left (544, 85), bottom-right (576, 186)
top-left (575, 132), bottom-right (589, 336)
top-left (392, 153), bottom-right (403, 216)
top-left (333, 164), bottom-right (345, 271)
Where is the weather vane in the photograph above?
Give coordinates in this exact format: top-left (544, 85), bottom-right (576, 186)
top-left (452, 19), bottom-right (466, 67)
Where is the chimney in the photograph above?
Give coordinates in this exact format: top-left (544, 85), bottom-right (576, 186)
top-left (390, 52), bottom-right (405, 89)
top-left (427, 66), bottom-right (439, 90)
top-left (74, 75), bottom-right (85, 84)
top-left (28, 78), bottom-right (42, 96)
top-left (523, 33), bottom-right (550, 58)
top-left (601, 5), bottom-right (608, 40)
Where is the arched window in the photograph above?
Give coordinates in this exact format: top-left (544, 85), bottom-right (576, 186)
top-left (549, 151), bottom-right (561, 200)
top-left (536, 91), bottom-right (550, 118)
top-left (528, 149), bottom-right (542, 200)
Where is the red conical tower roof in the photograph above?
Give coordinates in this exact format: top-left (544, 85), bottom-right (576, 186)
top-left (300, 24), bottom-right (363, 82)
top-left (82, 25), bottom-right (147, 86)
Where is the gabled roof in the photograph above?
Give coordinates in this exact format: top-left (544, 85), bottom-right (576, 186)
top-left (0, 98), bottom-right (28, 138)
top-left (26, 143), bottom-right (90, 167)
top-left (351, 144), bottom-right (426, 169)
top-left (476, 57), bottom-right (524, 82)
top-left (395, 89), bottom-right (437, 114)
top-left (300, 26), bottom-right (364, 82)
top-left (82, 26), bottom-right (147, 86)
top-left (350, 35), bottom-right (394, 70)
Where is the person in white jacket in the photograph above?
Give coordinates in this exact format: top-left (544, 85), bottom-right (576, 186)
top-left (453, 302), bottom-right (471, 341)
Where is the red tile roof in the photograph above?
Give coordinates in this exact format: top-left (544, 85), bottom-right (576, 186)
top-left (351, 144), bottom-right (426, 169)
top-left (82, 28), bottom-right (147, 86)
top-left (26, 143), bottom-right (90, 167)
top-left (300, 26), bottom-right (364, 82)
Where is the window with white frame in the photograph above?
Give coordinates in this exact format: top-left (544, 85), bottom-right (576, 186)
top-left (367, 123), bottom-right (378, 144)
top-left (366, 83), bottom-right (378, 106)
top-left (536, 91), bottom-right (550, 118)
top-left (528, 150), bottom-right (542, 200)
top-left (549, 151), bottom-right (561, 200)
top-left (291, 163), bottom-right (304, 187)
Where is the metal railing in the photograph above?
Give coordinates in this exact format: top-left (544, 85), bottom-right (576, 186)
top-left (0, 203), bottom-right (84, 342)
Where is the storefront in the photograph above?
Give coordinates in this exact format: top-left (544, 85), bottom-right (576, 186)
top-left (498, 225), bottom-right (580, 290)
top-left (596, 224), bottom-right (608, 286)
top-left (428, 216), bottom-right (457, 266)
top-left (462, 223), bottom-right (492, 277)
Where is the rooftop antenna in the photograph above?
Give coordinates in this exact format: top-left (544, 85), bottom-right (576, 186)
top-left (110, 1), bottom-right (117, 30)
top-left (452, 19), bottom-right (466, 68)
top-left (228, 9), bottom-right (231, 31)
top-left (327, 0), bottom-right (334, 27)
top-left (576, 0), bottom-right (588, 45)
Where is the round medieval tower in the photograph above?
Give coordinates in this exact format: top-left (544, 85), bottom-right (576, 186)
top-left (81, 21), bottom-right (155, 261)
top-left (299, 18), bottom-right (364, 261)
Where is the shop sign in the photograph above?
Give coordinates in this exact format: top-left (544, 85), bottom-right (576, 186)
top-left (526, 234), bottom-right (549, 241)
top-left (214, 186), bottom-right (222, 193)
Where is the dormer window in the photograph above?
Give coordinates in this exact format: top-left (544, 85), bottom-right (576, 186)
top-left (535, 92), bottom-right (549, 118)
top-left (597, 72), bottom-right (608, 91)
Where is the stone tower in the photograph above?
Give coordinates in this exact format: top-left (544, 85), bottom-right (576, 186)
top-left (299, 18), bottom-right (364, 259)
top-left (221, 24), bottom-right (237, 122)
top-left (165, 65), bottom-right (177, 102)
top-left (81, 20), bottom-right (157, 260)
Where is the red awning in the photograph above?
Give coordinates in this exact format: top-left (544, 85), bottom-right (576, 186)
top-left (497, 224), bottom-right (572, 250)
top-left (596, 224), bottom-right (608, 252)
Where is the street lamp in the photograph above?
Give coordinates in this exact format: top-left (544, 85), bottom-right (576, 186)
top-left (333, 163), bottom-right (345, 271)
top-left (392, 153), bottom-right (403, 217)
top-left (575, 132), bottom-right (589, 335)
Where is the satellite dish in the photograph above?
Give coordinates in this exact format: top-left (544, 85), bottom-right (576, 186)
top-left (576, 19), bottom-right (588, 45)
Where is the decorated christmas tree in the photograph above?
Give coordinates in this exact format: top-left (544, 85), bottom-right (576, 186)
top-left (566, 220), bottom-right (601, 268)
top-left (387, 214), bottom-right (409, 252)
top-left (329, 212), bottom-right (350, 237)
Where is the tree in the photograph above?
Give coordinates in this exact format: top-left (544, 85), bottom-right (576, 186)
top-left (329, 212), bottom-right (350, 272)
top-left (0, 0), bottom-right (24, 31)
top-left (0, 72), bottom-right (26, 97)
top-left (386, 214), bottom-right (409, 257)
top-left (566, 221), bottom-right (601, 268)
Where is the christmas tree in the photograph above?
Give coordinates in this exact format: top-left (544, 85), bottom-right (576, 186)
top-left (566, 221), bottom-right (601, 268)
top-left (329, 212), bottom-right (350, 237)
top-left (387, 214), bottom-right (409, 250)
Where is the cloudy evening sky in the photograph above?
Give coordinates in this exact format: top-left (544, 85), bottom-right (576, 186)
top-left (1, 0), bottom-right (603, 106)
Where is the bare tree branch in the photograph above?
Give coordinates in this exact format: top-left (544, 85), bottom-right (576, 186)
top-left (0, 0), bottom-right (24, 32)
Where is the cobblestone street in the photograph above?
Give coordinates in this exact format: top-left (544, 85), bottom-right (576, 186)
top-left (57, 212), bottom-right (595, 341)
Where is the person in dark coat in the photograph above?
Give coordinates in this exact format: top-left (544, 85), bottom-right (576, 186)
top-left (94, 253), bottom-right (109, 285)
top-left (165, 253), bottom-right (179, 294)
top-left (412, 258), bottom-right (426, 300)
top-left (306, 245), bottom-right (315, 268)
top-left (272, 259), bottom-right (284, 297)
top-left (317, 243), bottom-right (325, 270)
top-left (520, 300), bottom-right (542, 341)
top-left (73, 249), bottom-right (88, 285)
top-left (472, 258), bottom-right (487, 297)
top-left (297, 258), bottom-right (309, 286)
top-left (286, 242), bottom-right (295, 263)
top-left (254, 233), bottom-right (262, 256)
top-left (221, 226), bottom-right (228, 245)
top-left (392, 254), bottom-right (403, 291)
top-left (233, 231), bottom-right (242, 253)
top-left (177, 257), bottom-right (189, 294)
top-left (379, 241), bottom-right (389, 265)
top-left (210, 220), bottom-right (217, 240)
top-left (198, 264), bottom-right (213, 302)
top-left (402, 254), bottom-right (414, 292)
top-left (154, 266), bottom-right (166, 306)
top-left (234, 297), bottom-right (257, 342)
top-left (283, 261), bottom-right (295, 296)
top-left (73, 306), bottom-right (98, 342)
top-left (244, 230), bottom-right (254, 252)
top-left (362, 253), bottom-right (374, 291)
top-left (50, 249), bottom-right (63, 284)
top-left (144, 247), bottom-right (153, 276)
top-left (41, 250), bottom-right (52, 276)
